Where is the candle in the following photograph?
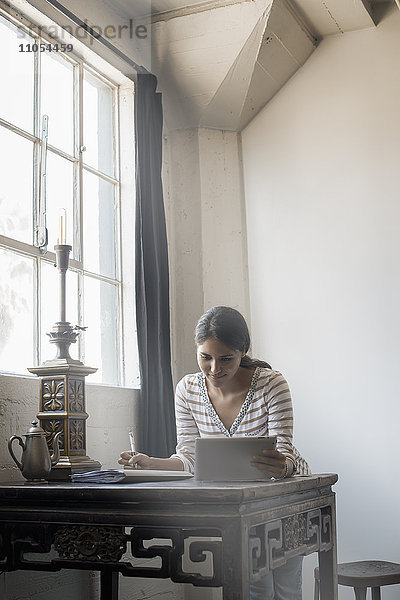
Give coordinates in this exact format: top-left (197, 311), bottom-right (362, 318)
top-left (58, 208), bottom-right (67, 245)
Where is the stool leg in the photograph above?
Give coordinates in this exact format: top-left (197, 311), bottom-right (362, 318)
top-left (371, 588), bottom-right (381, 600)
top-left (354, 588), bottom-right (367, 600)
top-left (314, 577), bottom-right (320, 600)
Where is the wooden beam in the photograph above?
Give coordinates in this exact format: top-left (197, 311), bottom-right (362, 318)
top-left (151, 0), bottom-right (253, 23)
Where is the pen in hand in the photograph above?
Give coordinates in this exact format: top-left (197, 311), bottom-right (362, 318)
top-left (129, 430), bottom-right (136, 456)
top-left (127, 430), bottom-right (139, 469)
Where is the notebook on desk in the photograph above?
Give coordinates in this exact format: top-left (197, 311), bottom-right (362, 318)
top-left (123, 470), bottom-right (193, 483)
top-left (195, 436), bottom-right (277, 482)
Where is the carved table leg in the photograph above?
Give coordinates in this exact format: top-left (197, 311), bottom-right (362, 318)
top-left (318, 501), bottom-right (338, 600)
top-left (100, 570), bottom-right (119, 600)
top-left (221, 521), bottom-right (249, 600)
top-left (318, 547), bottom-right (337, 600)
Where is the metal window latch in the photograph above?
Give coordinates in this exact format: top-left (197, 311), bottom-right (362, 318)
top-left (35, 225), bottom-right (48, 249)
top-left (35, 114), bottom-right (49, 253)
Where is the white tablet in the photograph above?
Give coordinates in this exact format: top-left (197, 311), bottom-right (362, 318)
top-left (195, 436), bottom-right (277, 481)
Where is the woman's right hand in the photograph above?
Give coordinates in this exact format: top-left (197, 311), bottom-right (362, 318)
top-left (118, 451), bottom-right (153, 470)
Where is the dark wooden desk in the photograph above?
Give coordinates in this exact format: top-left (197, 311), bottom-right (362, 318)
top-left (0, 474), bottom-right (338, 600)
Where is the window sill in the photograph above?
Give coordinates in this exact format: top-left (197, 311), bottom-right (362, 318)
top-left (0, 371), bottom-right (140, 392)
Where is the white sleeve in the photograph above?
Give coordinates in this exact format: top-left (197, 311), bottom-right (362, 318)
top-left (169, 377), bottom-right (200, 473)
top-left (266, 371), bottom-right (311, 475)
top-left (266, 371), bottom-right (296, 469)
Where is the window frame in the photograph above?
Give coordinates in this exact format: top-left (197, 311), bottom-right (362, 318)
top-left (0, 1), bottom-right (138, 388)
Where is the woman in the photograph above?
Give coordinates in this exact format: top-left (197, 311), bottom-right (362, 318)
top-left (119, 306), bottom-right (310, 599)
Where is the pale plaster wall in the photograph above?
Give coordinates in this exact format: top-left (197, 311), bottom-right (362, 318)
top-left (163, 127), bottom-right (250, 386)
top-left (241, 6), bottom-right (400, 599)
top-left (198, 129), bottom-right (249, 322)
top-left (163, 128), bottom-right (204, 383)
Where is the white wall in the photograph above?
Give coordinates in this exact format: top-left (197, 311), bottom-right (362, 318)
top-left (163, 127), bottom-right (250, 385)
top-left (242, 6), bottom-right (400, 598)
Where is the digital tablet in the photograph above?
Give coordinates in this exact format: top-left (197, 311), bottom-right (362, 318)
top-left (195, 436), bottom-right (277, 481)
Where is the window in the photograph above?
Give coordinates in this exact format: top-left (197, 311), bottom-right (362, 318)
top-left (0, 4), bottom-right (138, 387)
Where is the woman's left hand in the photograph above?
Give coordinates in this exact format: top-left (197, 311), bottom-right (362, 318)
top-left (250, 449), bottom-right (287, 478)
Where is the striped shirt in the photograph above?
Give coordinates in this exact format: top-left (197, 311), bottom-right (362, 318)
top-left (170, 367), bottom-right (311, 476)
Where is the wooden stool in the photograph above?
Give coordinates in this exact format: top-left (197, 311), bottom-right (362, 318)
top-left (314, 561), bottom-right (400, 600)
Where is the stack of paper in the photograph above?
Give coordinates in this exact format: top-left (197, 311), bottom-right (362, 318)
top-left (70, 469), bottom-right (126, 483)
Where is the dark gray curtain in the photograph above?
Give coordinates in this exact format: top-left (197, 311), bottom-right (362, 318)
top-left (135, 74), bottom-right (176, 457)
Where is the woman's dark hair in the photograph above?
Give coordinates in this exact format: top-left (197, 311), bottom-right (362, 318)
top-left (195, 306), bottom-right (271, 369)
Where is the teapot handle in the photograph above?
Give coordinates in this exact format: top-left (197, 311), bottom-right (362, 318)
top-left (8, 435), bottom-right (25, 470)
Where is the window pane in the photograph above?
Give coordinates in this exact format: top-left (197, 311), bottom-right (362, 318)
top-left (0, 15), bottom-right (34, 132)
top-left (83, 276), bottom-right (119, 385)
top-left (41, 51), bottom-right (74, 154)
top-left (0, 248), bottom-right (34, 372)
top-left (0, 128), bottom-right (33, 244)
top-left (83, 171), bottom-right (116, 278)
top-left (46, 151), bottom-right (74, 250)
top-left (83, 70), bottom-right (114, 176)
top-left (40, 261), bottom-right (78, 363)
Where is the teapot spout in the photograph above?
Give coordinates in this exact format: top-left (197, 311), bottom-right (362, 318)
top-left (50, 431), bottom-right (62, 466)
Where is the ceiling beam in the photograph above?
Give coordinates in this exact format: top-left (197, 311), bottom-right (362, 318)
top-left (359, 0), bottom-right (375, 23)
top-left (151, 0), bottom-right (252, 23)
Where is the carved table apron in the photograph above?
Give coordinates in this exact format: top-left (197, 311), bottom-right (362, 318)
top-left (0, 474), bottom-right (338, 600)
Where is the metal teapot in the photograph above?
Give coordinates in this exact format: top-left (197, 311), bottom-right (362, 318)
top-left (8, 420), bottom-right (61, 482)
